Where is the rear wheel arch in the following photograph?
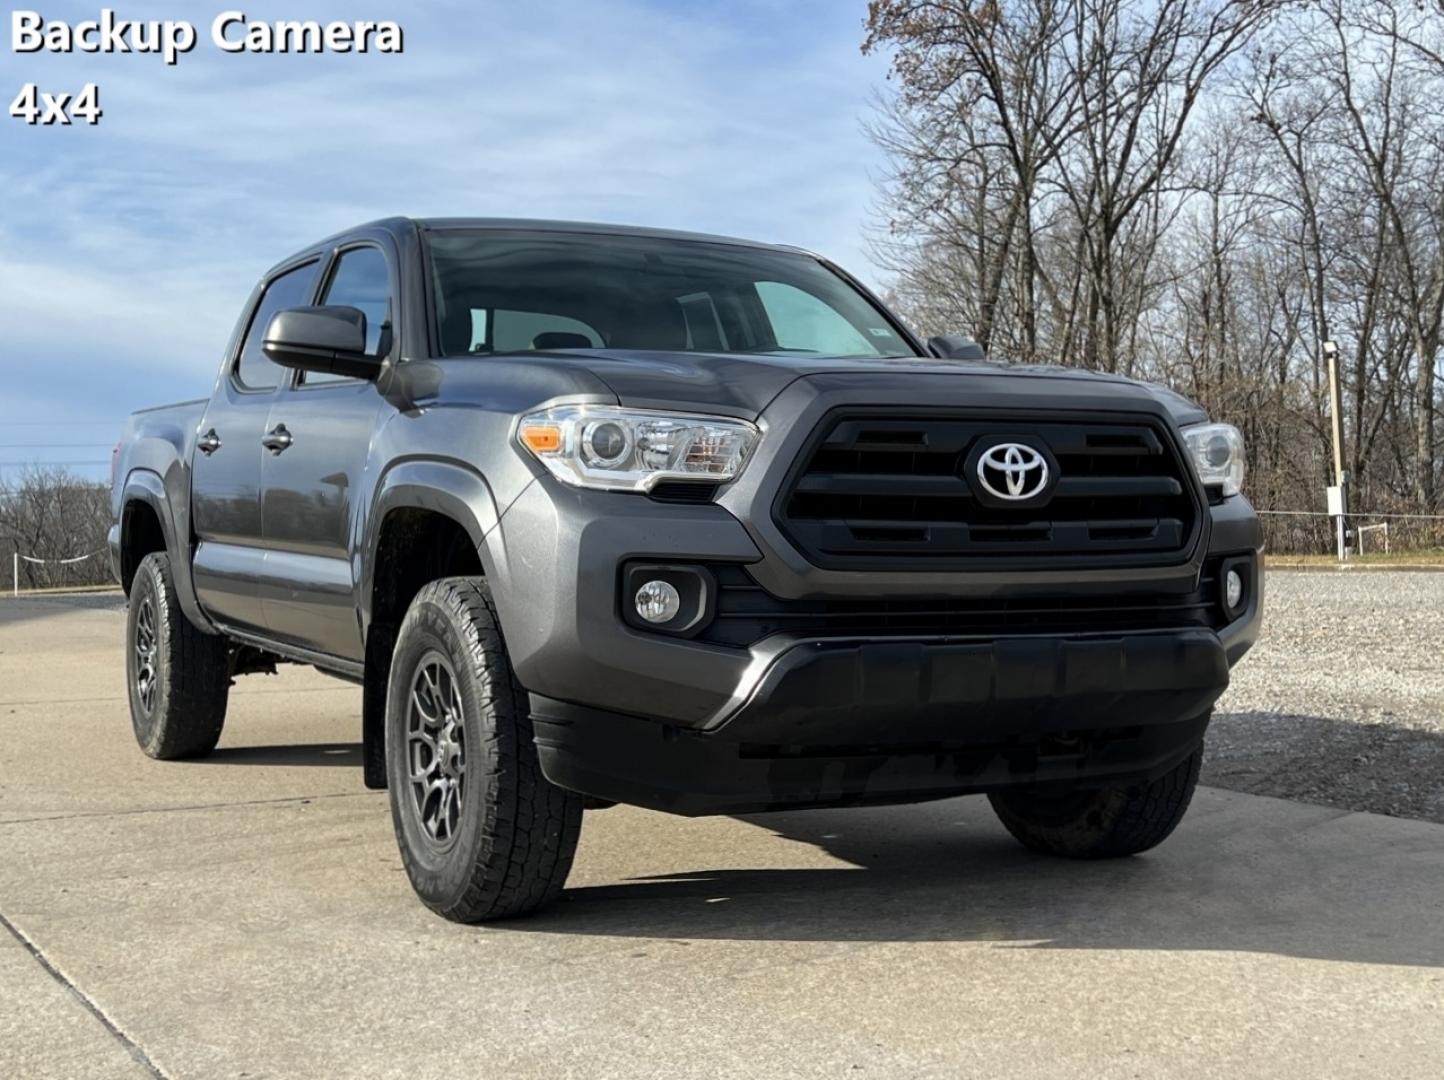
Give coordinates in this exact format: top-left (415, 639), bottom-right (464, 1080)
top-left (120, 499), bottom-right (166, 596)
top-left (118, 471), bottom-right (217, 633)
top-left (119, 472), bottom-right (176, 596)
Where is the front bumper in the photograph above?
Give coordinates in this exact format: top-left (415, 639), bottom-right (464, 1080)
top-left (530, 633), bottom-right (1223, 815)
top-left (486, 478), bottom-right (1260, 814)
top-left (483, 374), bottom-right (1263, 815)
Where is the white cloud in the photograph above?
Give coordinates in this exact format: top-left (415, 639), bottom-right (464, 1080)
top-left (0, 0), bottom-right (893, 414)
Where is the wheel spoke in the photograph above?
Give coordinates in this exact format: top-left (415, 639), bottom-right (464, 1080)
top-left (404, 654), bottom-right (469, 848)
top-left (408, 746), bottom-right (435, 782)
top-left (411, 687), bottom-right (441, 726)
top-left (444, 786), bottom-right (459, 837)
top-left (133, 598), bottom-right (160, 714)
top-left (422, 667), bottom-right (442, 712)
top-left (408, 716), bottom-right (439, 751)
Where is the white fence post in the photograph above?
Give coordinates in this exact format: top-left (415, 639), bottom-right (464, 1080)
top-left (11, 552), bottom-right (16, 598)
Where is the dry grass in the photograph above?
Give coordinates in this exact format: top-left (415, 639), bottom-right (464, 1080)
top-left (1265, 551), bottom-right (1444, 569)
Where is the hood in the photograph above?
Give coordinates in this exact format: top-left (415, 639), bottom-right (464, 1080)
top-left (525, 349), bottom-right (1210, 427)
top-left (413, 351), bottom-right (1206, 427)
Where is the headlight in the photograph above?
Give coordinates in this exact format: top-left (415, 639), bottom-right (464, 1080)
top-left (516, 405), bottom-right (760, 492)
top-left (1183, 422), bottom-right (1245, 497)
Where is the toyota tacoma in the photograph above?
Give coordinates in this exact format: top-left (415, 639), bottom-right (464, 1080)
top-left (110, 217), bottom-right (1262, 922)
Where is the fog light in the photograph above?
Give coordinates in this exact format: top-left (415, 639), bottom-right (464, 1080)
top-left (635, 580), bottom-right (681, 624)
top-left (1225, 568), bottom-right (1244, 612)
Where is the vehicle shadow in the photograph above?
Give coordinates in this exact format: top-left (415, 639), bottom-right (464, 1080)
top-left (1205, 709), bottom-right (1444, 824)
top-left (534, 788), bottom-right (1443, 968)
top-left (0, 591), bottom-right (127, 628)
top-left (206, 742), bottom-right (362, 767)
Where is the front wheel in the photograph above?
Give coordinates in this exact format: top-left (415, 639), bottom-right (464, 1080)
top-left (385, 578), bottom-right (583, 922)
top-left (988, 744), bottom-right (1203, 858)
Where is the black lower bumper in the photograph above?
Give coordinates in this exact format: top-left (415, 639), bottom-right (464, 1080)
top-left (533, 629), bottom-right (1227, 816)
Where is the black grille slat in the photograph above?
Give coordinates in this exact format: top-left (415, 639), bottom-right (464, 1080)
top-left (648, 480), bottom-right (719, 504)
top-left (778, 412), bottom-right (1199, 569)
top-left (700, 561), bottom-right (1225, 648)
top-left (1055, 476), bottom-right (1181, 497)
top-left (713, 600), bottom-right (1216, 622)
top-left (794, 474), bottom-right (971, 497)
top-left (788, 519), bottom-right (1184, 556)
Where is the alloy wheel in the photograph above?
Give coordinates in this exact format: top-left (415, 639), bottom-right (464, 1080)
top-left (406, 652), bottom-right (467, 848)
top-left (134, 596), bottom-right (158, 714)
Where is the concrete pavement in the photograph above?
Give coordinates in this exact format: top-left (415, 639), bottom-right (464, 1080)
top-left (1, 594), bottom-right (1441, 1078)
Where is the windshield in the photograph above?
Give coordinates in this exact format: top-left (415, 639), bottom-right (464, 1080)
top-left (426, 230), bottom-right (919, 359)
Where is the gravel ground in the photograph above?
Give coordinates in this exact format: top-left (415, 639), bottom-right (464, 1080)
top-left (9, 579), bottom-right (1441, 822)
top-left (1208, 569), bottom-right (1444, 823)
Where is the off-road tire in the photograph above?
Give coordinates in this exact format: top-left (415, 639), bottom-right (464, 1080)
top-left (385, 577), bottom-right (584, 922)
top-left (126, 552), bottom-right (230, 759)
top-left (988, 744), bottom-right (1203, 858)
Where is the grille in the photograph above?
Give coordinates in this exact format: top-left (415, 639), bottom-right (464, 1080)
top-left (777, 412), bottom-right (1200, 569)
top-left (699, 562), bottom-right (1226, 649)
top-left (648, 480), bottom-right (719, 504)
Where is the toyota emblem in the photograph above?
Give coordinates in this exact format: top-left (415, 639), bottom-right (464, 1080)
top-left (976, 442), bottom-right (1050, 501)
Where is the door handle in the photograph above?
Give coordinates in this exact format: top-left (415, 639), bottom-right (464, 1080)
top-left (261, 424), bottom-right (293, 454)
top-left (197, 429), bottom-right (222, 455)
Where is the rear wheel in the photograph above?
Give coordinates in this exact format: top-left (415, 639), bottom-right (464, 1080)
top-left (126, 552), bottom-right (230, 759)
top-left (988, 744), bottom-right (1203, 858)
top-left (385, 577), bottom-right (583, 922)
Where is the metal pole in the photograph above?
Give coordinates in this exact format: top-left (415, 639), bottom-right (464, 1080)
top-left (12, 552), bottom-right (16, 598)
top-left (1324, 340), bottom-right (1348, 561)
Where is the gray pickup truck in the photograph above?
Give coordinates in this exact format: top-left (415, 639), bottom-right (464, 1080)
top-left (110, 217), bottom-right (1262, 922)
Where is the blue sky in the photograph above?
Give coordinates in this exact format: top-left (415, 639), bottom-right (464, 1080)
top-left (0, 0), bottom-right (894, 482)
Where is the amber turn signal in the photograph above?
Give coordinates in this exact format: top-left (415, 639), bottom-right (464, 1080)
top-left (519, 423), bottom-right (563, 454)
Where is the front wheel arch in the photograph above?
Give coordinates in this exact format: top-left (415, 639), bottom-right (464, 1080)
top-left (361, 490), bottom-right (493, 792)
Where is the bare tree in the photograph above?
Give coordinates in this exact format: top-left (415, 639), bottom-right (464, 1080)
top-left (0, 467), bottom-right (112, 591)
top-left (867, 0), bottom-right (1278, 369)
top-left (866, 0), bottom-right (1083, 358)
top-left (1052, 0), bottom-right (1278, 371)
top-left (866, 0), bottom-right (1444, 545)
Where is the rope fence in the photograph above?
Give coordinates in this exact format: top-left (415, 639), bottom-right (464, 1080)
top-left (10, 550), bottom-right (107, 596)
top-left (1256, 509), bottom-right (1444, 520)
top-left (3, 507), bottom-right (1441, 599)
top-left (1255, 509), bottom-right (1444, 556)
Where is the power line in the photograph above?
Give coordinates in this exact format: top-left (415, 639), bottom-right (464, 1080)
top-left (0, 460), bottom-right (111, 467)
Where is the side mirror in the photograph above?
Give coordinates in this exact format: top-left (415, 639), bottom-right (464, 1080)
top-left (927, 334), bottom-right (987, 361)
top-left (263, 306), bottom-right (382, 380)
